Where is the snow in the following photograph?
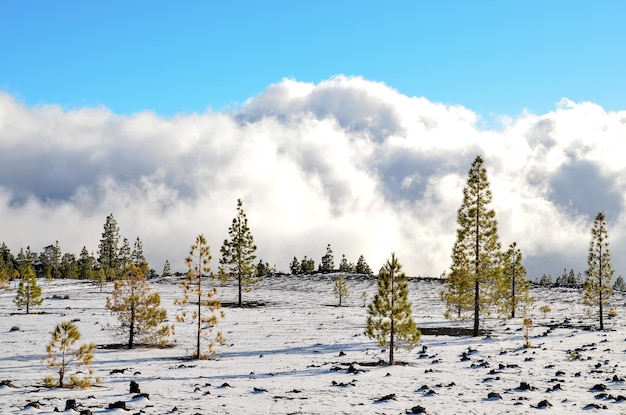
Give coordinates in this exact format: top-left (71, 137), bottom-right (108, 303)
top-left (1, 275), bottom-right (626, 414)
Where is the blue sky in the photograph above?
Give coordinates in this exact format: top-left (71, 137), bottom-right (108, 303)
top-left (2, 1), bottom-right (626, 118)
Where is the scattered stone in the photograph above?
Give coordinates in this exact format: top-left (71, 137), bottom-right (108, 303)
top-left (556, 371), bottom-right (566, 377)
top-left (130, 380), bottom-right (140, 394)
top-left (612, 375), bottom-right (624, 382)
top-left (25, 402), bottom-right (41, 409)
top-left (374, 393), bottom-right (396, 403)
top-left (108, 401), bottom-right (126, 410)
top-left (133, 393), bottom-right (150, 400)
top-left (79, 410), bottom-right (92, 415)
top-left (487, 392), bottom-right (502, 400)
top-left (110, 368), bottom-right (127, 374)
top-left (65, 399), bottom-right (77, 411)
top-left (347, 364), bottom-right (365, 374)
top-left (536, 399), bottom-right (552, 408)
top-left (615, 395), bottom-right (626, 402)
top-left (517, 382), bottom-right (533, 391)
top-left (406, 405), bottom-right (426, 413)
top-left (253, 387), bottom-right (267, 393)
top-left (583, 403), bottom-right (605, 410)
top-left (0, 380), bottom-right (15, 388)
top-left (591, 383), bottom-right (607, 391)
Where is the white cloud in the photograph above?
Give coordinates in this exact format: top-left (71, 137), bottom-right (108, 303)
top-left (1, 77), bottom-right (626, 279)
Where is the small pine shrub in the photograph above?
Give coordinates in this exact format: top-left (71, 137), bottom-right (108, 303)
top-left (608, 307), bottom-right (618, 318)
top-left (539, 305), bottom-right (551, 314)
top-left (10, 325), bottom-right (20, 332)
top-left (568, 351), bottom-right (583, 360)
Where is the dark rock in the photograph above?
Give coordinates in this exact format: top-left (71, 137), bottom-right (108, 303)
top-left (65, 399), bottom-right (77, 411)
top-left (130, 380), bottom-right (140, 394)
top-left (220, 382), bottom-right (231, 388)
top-left (108, 401), bottom-right (126, 410)
top-left (338, 351), bottom-right (346, 357)
top-left (25, 402), bottom-right (41, 409)
top-left (253, 387), bottom-right (267, 393)
top-left (615, 395), bottom-right (626, 402)
top-left (591, 383), bottom-right (607, 391)
top-left (79, 411), bottom-right (92, 415)
top-left (583, 403), bottom-right (604, 410)
top-left (537, 399), bottom-right (552, 408)
top-left (110, 368), bottom-right (127, 374)
top-left (0, 380), bottom-right (15, 388)
top-left (407, 405), bottom-right (426, 413)
top-left (518, 381), bottom-right (533, 391)
top-left (374, 393), bottom-right (396, 403)
top-left (133, 393), bottom-right (150, 400)
top-left (347, 364), bottom-right (364, 374)
top-left (487, 392), bottom-right (502, 400)
top-left (556, 370), bottom-right (566, 376)
top-left (612, 375), bottom-right (624, 382)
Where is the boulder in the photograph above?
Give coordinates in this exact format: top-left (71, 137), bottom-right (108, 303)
top-left (65, 399), bottom-right (77, 411)
top-left (130, 380), bottom-right (140, 394)
top-left (487, 392), bottom-right (502, 400)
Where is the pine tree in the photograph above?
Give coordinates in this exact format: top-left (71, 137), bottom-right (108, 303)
top-left (338, 254), bottom-right (355, 273)
top-left (355, 255), bottom-right (372, 275)
top-left (538, 274), bottom-right (552, 286)
top-left (583, 212), bottom-right (614, 330)
top-left (106, 265), bottom-right (171, 349)
top-left (162, 260), bottom-right (172, 277)
top-left (14, 249), bottom-right (43, 314)
top-left (333, 274), bottom-right (349, 306)
top-left (497, 242), bottom-right (532, 318)
top-left (118, 238), bottom-right (131, 271)
top-left (219, 199), bottom-right (258, 307)
top-left (289, 256), bottom-right (301, 275)
top-left (440, 241), bottom-right (473, 320)
top-left (176, 235), bottom-right (225, 359)
top-left (132, 237), bottom-right (150, 276)
top-left (441, 155), bottom-right (502, 336)
top-left (320, 244), bottom-right (334, 273)
top-left (78, 246), bottom-right (95, 280)
top-left (301, 256), bottom-right (315, 274)
top-left (60, 253), bottom-right (79, 280)
top-left (613, 276), bottom-right (626, 292)
top-left (43, 321), bottom-right (96, 388)
top-left (365, 253), bottom-right (421, 365)
top-left (98, 214), bottom-right (121, 280)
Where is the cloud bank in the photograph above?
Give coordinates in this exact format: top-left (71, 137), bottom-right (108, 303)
top-left (1, 76), bottom-right (626, 279)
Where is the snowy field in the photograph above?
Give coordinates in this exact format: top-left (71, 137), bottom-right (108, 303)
top-left (1, 275), bottom-right (626, 414)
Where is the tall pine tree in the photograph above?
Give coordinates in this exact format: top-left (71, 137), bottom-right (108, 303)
top-left (365, 253), bottom-right (420, 365)
top-left (496, 242), bottom-right (532, 318)
top-left (14, 249), bottom-right (43, 314)
top-left (98, 214), bottom-right (121, 281)
top-left (176, 235), bottom-right (225, 359)
top-left (442, 155), bottom-right (502, 336)
top-left (583, 212), bottom-right (614, 330)
top-left (219, 199), bottom-right (258, 307)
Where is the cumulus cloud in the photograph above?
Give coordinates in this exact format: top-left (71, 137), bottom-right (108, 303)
top-left (1, 77), bottom-right (626, 279)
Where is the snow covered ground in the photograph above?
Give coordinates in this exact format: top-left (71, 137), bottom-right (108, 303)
top-left (1, 275), bottom-right (625, 414)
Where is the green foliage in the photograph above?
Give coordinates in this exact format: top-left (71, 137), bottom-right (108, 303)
top-left (365, 253), bottom-right (421, 365)
top-left (583, 211), bottom-right (614, 330)
top-left (219, 199), bottom-right (258, 307)
top-left (441, 242), bottom-right (474, 320)
top-left (176, 234), bottom-right (225, 359)
top-left (106, 265), bottom-right (171, 349)
top-left (289, 256), bottom-right (301, 275)
top-left (255, 259), bottom-right (275, 277)
top-left (300, 256), bottom-right (315, 274)
top-left (98, 214), bottom-right (121, 280)
top-left (496, 242), bottom-right (533, 318)
top-left (441, 155), bottom-right (502, 336)
top-left (162, 260), bottom-right (172, 277)
top-left (355, 255), bottom-right (372, 275)
top-left (522, 313), bottom-right (533, 348)
top-left (43, 321), bottom-right (96, 388)
top-left (613, 275), bottom-right (626, 292)
top-left (14, 251), bottom-right (43, 314)
top-left (338, 254), bottom-right (355, 273)
top-left (555, 268), bottom-right (582, 287)
top-left (78, 246), bottom-right (95, 280)
top-left (118, 238), bottom-right (131, 271)
top-left (538, 274), bottom-right (552, 286)
top-left (333, 274), bottom-right (349, 306)
top-left (319, 244), bottom-right (334, 273)
top-left (132, 237), bottom-right (150, 276)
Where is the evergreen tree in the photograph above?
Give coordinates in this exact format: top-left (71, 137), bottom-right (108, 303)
top-left (60, 253), bottom-right (79, 279)
top-left (613, 276), bottom-right (626, 292)
top-left (132, 237), bottom-right (150, 276)
top-left (441, 155), bottom-right (502, 336)
top-left (333, 274), bottom-right (349, 306)
top-left (583, 212), bottom-right (614, 330)
top-left (497, 242), bottom-right (532, 318)
top-left (355, 255), bottom-right (373, 275)
top-left (440, 241), bottom-right (473, 320)
top-left (320, 244), bottom-right (334, 273)
top-left (365, 253), bottom-right (421, 365)
top-left (255, 259), bottom-right (274, 277)
top-left (43, 321), bottom-right (96, 388)
top-left (289, 256), bottom-right (301, 275)
top-left (98, 214), bottom-right (121, 280)
top-left (14, 249), bottom-right (43, 314)
top-left (219, 199), bottom-right (258, 307)
top-left (162, 260), bottom-right (172, 277)
top-left (338, 254), bottom-right (355, 273)
top-left (538, 274), bottom-right (552, 286)
top-left (78, 246), bottom-right (95, 280)
top-left (176, 235), bottom-right (225, 359)
top-left (106, 264), bottom-right (171, 349)
top-left (301, 256), bottom-right (315, 274)
top-left (118, 238), bottom-right (131, 271)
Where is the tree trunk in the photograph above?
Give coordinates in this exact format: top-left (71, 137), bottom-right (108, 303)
top-left (129, 303), bottom-right (135, 349)
top-left (473, 279), bottom-right (480, 336)
top-left (238, 273), bottom-right (242, 308)
top-left (511, 268), bottom-right (516, 319)
top-left (389, 319), bottom-right (395, 365)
